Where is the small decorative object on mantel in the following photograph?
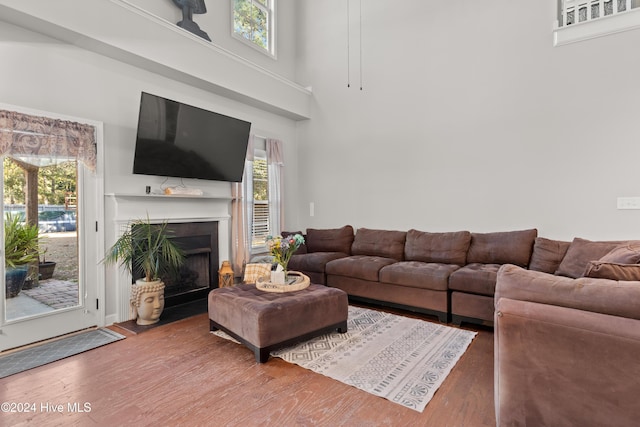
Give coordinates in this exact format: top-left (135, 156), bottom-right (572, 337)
top-left (172, 0), bottom-right (211, 41)
top-left (218, 260), bottom-right (234, 288)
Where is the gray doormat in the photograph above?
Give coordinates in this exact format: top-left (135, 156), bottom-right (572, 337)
top-left (0, 328), bottom-right (125, 378)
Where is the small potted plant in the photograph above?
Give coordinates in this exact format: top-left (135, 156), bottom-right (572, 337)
top-left (38, 248), bottom-right (56, 281)
top-left (103, 216), bottom-right (185, 325)
top-left (4, 214), bottom-right (41, 297)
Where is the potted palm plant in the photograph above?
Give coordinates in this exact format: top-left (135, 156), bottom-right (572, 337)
top-left (4, 213), bottom-right (41, 298)
top-left (103, 216), bottom-right (185, 325)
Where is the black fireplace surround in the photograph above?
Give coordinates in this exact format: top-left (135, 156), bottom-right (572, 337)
top-left (133, 221), bottom-right (218, 308)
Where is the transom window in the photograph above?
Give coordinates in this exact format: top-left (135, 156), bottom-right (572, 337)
top-left (232, 0), bottom-right (275, 57)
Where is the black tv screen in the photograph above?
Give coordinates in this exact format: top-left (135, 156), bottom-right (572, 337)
top-left (133, 92), bottom-right (251, 182)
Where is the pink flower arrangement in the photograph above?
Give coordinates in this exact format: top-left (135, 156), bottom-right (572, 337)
top-left (265, 233), bottom-right (305, 272)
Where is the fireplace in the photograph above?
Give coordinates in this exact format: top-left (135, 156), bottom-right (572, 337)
top-left (107, 192), bottom-right (231, 323)
top-left (133, 221), bottom-right (219, 308)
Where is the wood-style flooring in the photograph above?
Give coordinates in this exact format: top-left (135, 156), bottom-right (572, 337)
top-left (0, 308), bottom-right (495, 426)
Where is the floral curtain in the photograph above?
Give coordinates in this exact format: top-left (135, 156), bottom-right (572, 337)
top-left (0, 109), bottom-right (97, 171)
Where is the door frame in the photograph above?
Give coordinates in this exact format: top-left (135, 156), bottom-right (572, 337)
top-left (0, 103), bottom-right (105, 351)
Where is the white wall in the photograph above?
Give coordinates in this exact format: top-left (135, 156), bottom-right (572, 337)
top-left (293, 0), bottom-right (640, 241)
top-left (0, 9), bottom-right (299, 320)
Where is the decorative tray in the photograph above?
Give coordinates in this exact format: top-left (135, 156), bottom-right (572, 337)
top-left (256, 271), bottom-right (310, 293)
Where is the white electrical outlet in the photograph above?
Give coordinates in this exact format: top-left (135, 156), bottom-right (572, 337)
top-left (309, 202), bottom-right (315, 217)
top-left (617, 197), bottom-right (640, 209)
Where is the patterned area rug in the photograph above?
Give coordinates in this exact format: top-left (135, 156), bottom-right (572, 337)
top-left (215, 306), bottom-right (477, 412)
top-left (0, 328), bottom-right (125, 378)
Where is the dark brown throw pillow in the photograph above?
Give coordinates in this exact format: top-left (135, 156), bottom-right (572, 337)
top-left (584, 261), bottom-right (640, 281)
top-left (529, 237), bottom-right (571, 274)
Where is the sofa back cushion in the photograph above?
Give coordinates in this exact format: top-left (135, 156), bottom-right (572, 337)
top-left (466, 228), bottom-right (538, 267)
top-left (555, 238), bottom-right (622, 278)
top-left (351, 228), bottom-right (407, 260)
top-left (404, 229), bottom-right (471, 265)
top-left (305, 225), bottom-right (354, 254)
top-left (281, 230), bottom-right (307, 254)
top-left (529, 237), bottom-right (571, 274)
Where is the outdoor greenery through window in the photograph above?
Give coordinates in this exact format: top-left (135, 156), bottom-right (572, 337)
top-left (4, 158), bottom-right (77, 206)
top-left (233, 0), bottom-right (275, 56)
top-left (252, 152), bottom-right (269, 249)
top-left (3, 157), bottom-right (78, 236)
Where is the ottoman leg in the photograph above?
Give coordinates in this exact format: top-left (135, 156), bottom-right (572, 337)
top-left (210, 320), bottom-right (219, 332)
top-left (336, 321), bottom-right (348, 334)
top-left (256, 347), bottom-right (270, 363)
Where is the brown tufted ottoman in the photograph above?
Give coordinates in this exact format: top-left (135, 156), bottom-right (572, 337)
top-left (208, 283), bottom-right (348, 363)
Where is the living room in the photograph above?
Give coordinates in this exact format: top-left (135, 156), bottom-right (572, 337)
top-left (1, 0), bottom-right (640, 425)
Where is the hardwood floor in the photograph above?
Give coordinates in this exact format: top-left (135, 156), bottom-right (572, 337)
top-left (0, 309), bottom-right (495, 426)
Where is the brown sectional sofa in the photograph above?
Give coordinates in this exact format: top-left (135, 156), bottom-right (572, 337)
top-left (289, 225), bottom-right (539, 325)
top-left (289, 226), bottom-right (640, 327)
top-left (289, 226), bottom-right (640, 423)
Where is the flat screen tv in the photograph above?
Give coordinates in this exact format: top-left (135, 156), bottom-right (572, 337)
top-left (133, 92), bottom-right (251, 182)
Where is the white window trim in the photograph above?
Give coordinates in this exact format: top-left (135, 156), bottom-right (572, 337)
top-left (554, 5), bottom-right (640, 46)
top-left (231, 0), bottom-right (277, 59)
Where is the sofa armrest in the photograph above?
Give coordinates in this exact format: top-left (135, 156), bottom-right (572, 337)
top-left (496, 264), bottom-right (640, 321)
top-left (495, 297), bottom-right (640, 427)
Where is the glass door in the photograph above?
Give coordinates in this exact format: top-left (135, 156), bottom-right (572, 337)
top-left (1, 144), bottom-right (102, 352)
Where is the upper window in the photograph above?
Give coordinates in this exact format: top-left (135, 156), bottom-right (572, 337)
top-left (555, 0), bottom-right (640, 46)
top-left (232, 0), bottom-right (276, 58)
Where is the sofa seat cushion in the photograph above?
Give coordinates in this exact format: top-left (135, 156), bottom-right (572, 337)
top-left (379, 261), bottom-right (460, 291)
top-left (288, 252), bottom-right (349, 273)
top-left (466, 229), bottom-right (537, 267)
top-left (404, 229), bottom-right (471, 265)
top-left (306, 225), bottom-right (354, 254)
top-left (326, 255), bottom-right (397, 282)
top-left (448, 263), bottom-right (501, 296)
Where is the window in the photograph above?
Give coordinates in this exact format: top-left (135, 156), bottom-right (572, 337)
top-left (555, 0), bottom-right (640, 46)
top-left (251, 149), bottom-right (269, 250)
top-left (232, 0), bottom-right (275, 57)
